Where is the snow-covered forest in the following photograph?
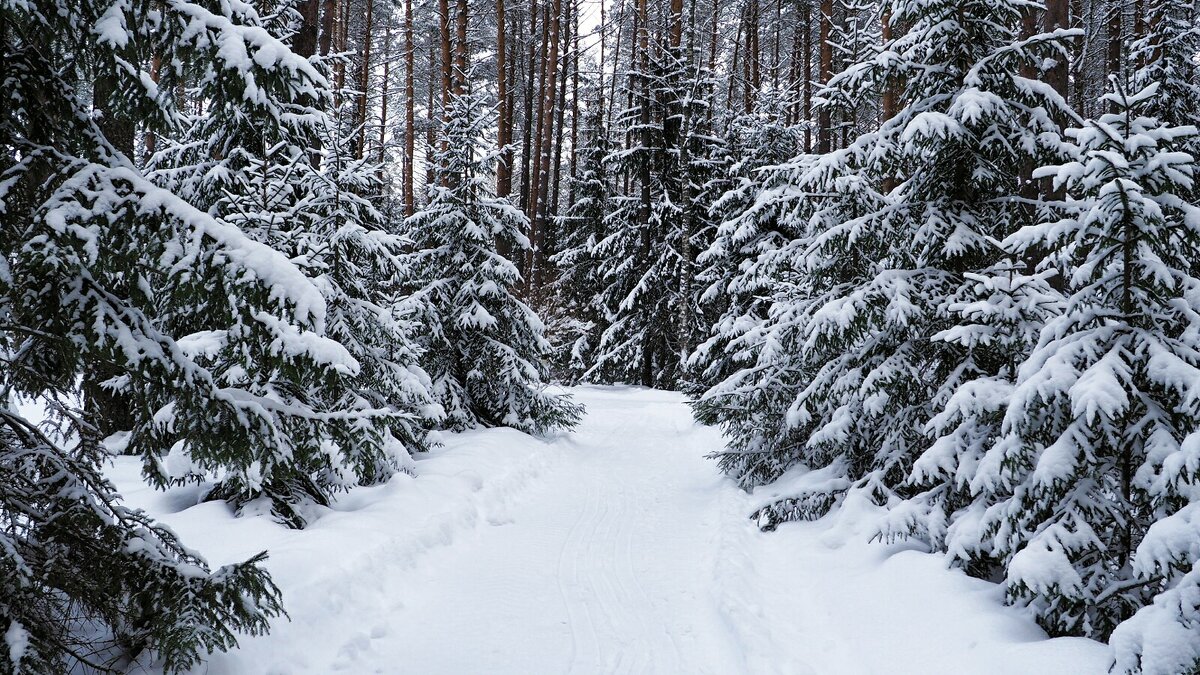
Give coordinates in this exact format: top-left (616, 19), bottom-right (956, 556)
top-left (4, 0), bottom-right (1200, 671)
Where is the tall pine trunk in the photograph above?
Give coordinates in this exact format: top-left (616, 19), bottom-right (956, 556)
top-left (356, 0), bottom-right (374, 159)
top-left (817, 0), bottom-right (832, 152)
top-left (530, 0), bottom-right (563, 299)
top-left (497, 0), bottom-right (513, 197)
top-left (404, 0), bottom-right (415, 216)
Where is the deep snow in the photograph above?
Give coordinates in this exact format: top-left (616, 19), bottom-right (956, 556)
top-left (109, 386), bottom-right (1111, 674)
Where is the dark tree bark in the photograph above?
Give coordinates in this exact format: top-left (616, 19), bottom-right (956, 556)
top-left (336, 0), bottom-right (350, 90)
top-left (817, 0), bottom-right (832, 152)
top-left (295, 0), bottom-right (320, 58)
top-left (379, 16), bottom-right (391, 167)
top-left (1044, 0), bottom-right (1069, 96)
top-left (426, 38), bottom-right (437, 189)
top-left (356, 0), bottom-right (375, 158)
top-left (497, 0), bottom-right (513, 197)
top-left (606, 0), bottom-right (627, 129)
top-left (439, 0), bottom-right (453, 116)
top-left (404, 0), bottom-right (415, 216)
top-left (1106, 0), bottom-right (1122, 111)
top-left (771, 0), bottom-right (781, 88)
top-left (635, 0), bottom-right (653, 387)
top-left (519, 0), bottom-right (541, 216)
top-left (530, 0), bottom-right (563, 298)
top-left (319, 0), bottom-right (336, 56)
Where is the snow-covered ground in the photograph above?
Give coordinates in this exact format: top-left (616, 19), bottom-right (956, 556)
top-left (111, 386), bottom-right (1111, 674)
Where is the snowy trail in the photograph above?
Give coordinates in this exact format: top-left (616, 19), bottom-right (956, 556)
top-left (113, 386), bottom-right (1110, 675)
top-left (346, 386), bottom-right (754, 674)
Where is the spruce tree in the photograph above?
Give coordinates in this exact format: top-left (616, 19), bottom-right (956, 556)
top-left (146, 25), bottom-right (435, 525)
top-left (0, 0), bottom-right (341, 667)
top-left (408, 83), bottom-right (583, 434)
top-left (590, 30), bottom-right (721, 388)
top-left (1130, 1), bottom-right (1200, 142)
top-left (690, 91), bottom-right (802, 394)
top-left (675, 51), bottom-right (732, 388)
top-left (549, 92), bottom-right (611, 382)
top-left (980, 81), bottom-right (1200, 652)
top-left (591, 71), bottom-right (685, 386)
top-left (289, 118), bottom-right (439, 486)
top-left (697, 0), bottom-right (1076, 526)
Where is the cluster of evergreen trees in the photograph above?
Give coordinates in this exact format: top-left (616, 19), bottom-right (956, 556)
top-left (668, 4), bottom-right (1200, 675)
top-left (7, 0), bottom-right (1200, 668)
top-left (1, 0), bottom-right (576, 671)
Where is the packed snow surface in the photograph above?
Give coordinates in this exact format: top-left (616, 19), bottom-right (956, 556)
top-left (111, 386), bottom-right (1110, 674)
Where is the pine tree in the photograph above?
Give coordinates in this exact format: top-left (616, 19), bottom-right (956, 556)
top-left (146, 26), bottom-right (436, 526)
top-left (1130, 1), bottom-right (1200, 150)
top-left (698, 0), bottom-right (1076, 527)
top-left (290, 117), bottom-right (440, 487)
top-left (689, 90), bottom-right (802, 394)
top-left (549, 91), bottom-right (611, 382)
top-left (589, 27), bottom-right (719, 388)
top-left (0, 0), bottom-right (339, 667)
top-left (980, 81), bottom-right (1200, 653)
top-left (408, 83), bottom-right (583, 434)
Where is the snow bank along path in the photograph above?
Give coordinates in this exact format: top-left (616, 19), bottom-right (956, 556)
top-left (113, 386), bottom-right (1110, 674)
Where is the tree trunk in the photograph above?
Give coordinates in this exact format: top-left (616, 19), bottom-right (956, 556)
top-left (319, 0), bottom-right (336, 56)
top-left (145, 53), bottom-right (161, 160)
top-left (568, 0), bottom-right (580, 201)
top-left (549, 3), bottom-right (571, 276)
top-left (771, 0), bottom-right (781, 88)
top-left (497, 0), bottom-right (512, 197)
top-left (606, 0), bottom-right (627, 129)
top-left (439, 0), bottom-right (453, 122)
top-left (678, 0), bottom-right (700, 363)
top-left (295, 0), bottom-right (320, 58)
top-left (336, 0), bottom-right (350, 90)
top-left (750, 0), bottom-right (762, 95)
top-left (670, 0), bottom-right (684, 48)
top-left (802, 1), bottom-right (812, 150)
top-left (455, 0), bottom-right (469, 96)
top-left (519, 0), bottom-right (542, 216)
top-left (1070, 0), bottom-right (1086, 114)
top-left (530, 0), bottom-right (563, 299)
top-left (636, 0), bottom-right (651, 231)
top-left (1044, 0), bottom-right (1070, 96)
top-left (379, 17), bottom-right (391, 167)
top-left (404, 0), bottom-right (415, 216)
top-left (882, 10), bottom-right (896, 122)
top-left (426, 38), bottom-right (437, 189)
top-left (526, 0), bottom-right (550, 276)
top-left (1107, 0), bottom-right (1122, 108)
top-left (356, 0), bottom-right (374, 159)
top-left (87, 74), bottom-right (137, 438)
top-left (599, 0), bottom-right (608, 120)
top-left (1134, 0), bottom-right (1146, 70)
top-left (744, 0), bottom-right (757, 111)
top-left (727, 15), bottom-right (739, 109)
top-left (709, 0), bottom-right (720, 76)
top-left (817, 0), bottom-right (832, 152)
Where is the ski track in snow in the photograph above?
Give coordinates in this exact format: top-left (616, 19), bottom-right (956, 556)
top-left (110, 386), bottom-right (1111, 675)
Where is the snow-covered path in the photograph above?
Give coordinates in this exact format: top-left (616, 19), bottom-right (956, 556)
top-left (114, 386), bottom-right (1110, 674)
top-left (375, 386), bottom-right (749, 674)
